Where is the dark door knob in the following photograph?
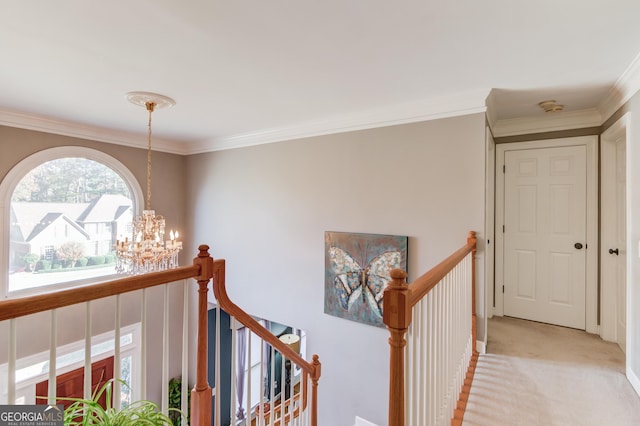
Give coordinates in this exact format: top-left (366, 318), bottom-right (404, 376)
top-left (609, 248), bottom-right (619, 256)
top-left (574, 243), bottom-right (583, 249)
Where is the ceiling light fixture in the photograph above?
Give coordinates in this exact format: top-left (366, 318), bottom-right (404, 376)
top-left (538, 100), bottom-right (564, 113)
top-left (115, 91), bottom-right (182, 274)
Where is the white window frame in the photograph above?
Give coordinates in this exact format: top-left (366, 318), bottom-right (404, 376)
top-left (0, 146), bottom-right (143, 299)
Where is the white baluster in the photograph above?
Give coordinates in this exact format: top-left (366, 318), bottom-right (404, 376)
top-left (141, 288), bottom-right (147, 400)
top-left (8, 319), bottom-right (16, 404)
top-left (231, 321), bottom-right (237, 426)
top-left (114, 295), bottom-right (122, 410)
top-left (84, 302), bottom-right (92, 400)
top-left (181, 281), bottom-right (189, 423)
top-left (247, 329), bottom-right (253, 426)
top-left (48, 310), bottom-right (57, 406)
top-left (161, 285), bottom-right (169, 414)
top-left (215, 305), bottom-right (221, 426)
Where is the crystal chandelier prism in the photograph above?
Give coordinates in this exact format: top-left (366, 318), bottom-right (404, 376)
top-left (115, 92), bottom-right (182, 274)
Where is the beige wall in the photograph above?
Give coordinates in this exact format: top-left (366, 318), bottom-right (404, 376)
top-left (186, 114), bottom-right (486, 425)
top-left (0, 125), bottom-right (188, 403)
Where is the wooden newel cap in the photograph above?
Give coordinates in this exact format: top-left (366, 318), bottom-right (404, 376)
top-left (194, 244), bottom-right (214, 280)
top-left (312, 354), bottom-right (321, 380)
top-left (389, 268), bottom-right (408, 282)
top-left (197, 245), bottom-right (211, 258)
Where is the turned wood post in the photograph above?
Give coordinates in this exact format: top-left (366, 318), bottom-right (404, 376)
top-left (467, 231), bottom-right (477, 353)
top-left (383, 268), bottom-right (411, 426)
top-left (191, 245), bottom-right (214, 426)
top-left (310, 354), bottom-right (322, 426)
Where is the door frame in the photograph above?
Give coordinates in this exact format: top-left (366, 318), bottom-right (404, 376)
top-left (495, 136), bottom-right (599, 333)
top-left (600, 113), bottom-right (630, 343)
top-left (485, 127), bottom-right (496, 327)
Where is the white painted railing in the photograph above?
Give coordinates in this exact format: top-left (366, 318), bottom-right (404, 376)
top-left (384, 232), bottom-right (478, 426)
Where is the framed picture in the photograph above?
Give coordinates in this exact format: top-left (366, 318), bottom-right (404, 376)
top-left (324, 231), bottom-right (408, 328)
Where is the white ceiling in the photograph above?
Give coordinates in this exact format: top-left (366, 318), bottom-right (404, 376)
top-left (1, 1), bottom-right (639, 154)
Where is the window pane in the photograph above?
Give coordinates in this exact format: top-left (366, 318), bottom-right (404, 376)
top-left (9, 157), bottom-right (133, 292)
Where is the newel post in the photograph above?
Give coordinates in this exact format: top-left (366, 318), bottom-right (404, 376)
top-left (191, 245), bottom-right (214, 426)
top-left (310, 354), bottom-right (322, 426)
top-left (467, 231), bottom-right (477, 353)
top-left (383, 268), bottom-right (411, 426)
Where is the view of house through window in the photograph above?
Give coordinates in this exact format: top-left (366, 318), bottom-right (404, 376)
top-left (9, 157), bottom-right (133, 293)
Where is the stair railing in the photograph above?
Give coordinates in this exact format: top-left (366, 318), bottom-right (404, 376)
top-left (212, 254), bottom-right (322, 426)
top-left (383, 231), bottom-right (478, 426)
top-left (0, 245), bottom-right (321, 426)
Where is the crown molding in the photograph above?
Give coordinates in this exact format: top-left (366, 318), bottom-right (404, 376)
top-left (598, 50), bottom-right (640, 122)
top-left (0, 108), bottom-right (189, 155)
top-left (492, 108), bottom-right (602, 138)
top-left (484, 90), bottom-right (498, 131)
top-left (1, 89), bottom-right (491, 155)
top-left (186, 88), bottom-right (491, 154)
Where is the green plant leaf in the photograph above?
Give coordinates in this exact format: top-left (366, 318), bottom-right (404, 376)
top-left (61, 379), bottom-right (181, 426)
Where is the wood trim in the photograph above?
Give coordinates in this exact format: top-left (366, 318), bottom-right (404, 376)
top-left (450, 351), bottom-right (479, 426)
top-left (408, 235), bottom-right (476, 307)
top-left (0, 265), bottom-right (200, 322)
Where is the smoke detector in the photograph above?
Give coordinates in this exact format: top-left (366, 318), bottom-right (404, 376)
top-left (538, 100), bottom-right (564, 113)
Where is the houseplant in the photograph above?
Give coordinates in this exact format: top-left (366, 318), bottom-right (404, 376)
top-left (168, 376), bottom-right (190, 426)
top-left (62, 379), bottom-right (182, 425)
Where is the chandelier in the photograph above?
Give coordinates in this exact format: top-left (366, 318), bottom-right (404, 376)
top-left (115, 92), bottom-right (182, 274)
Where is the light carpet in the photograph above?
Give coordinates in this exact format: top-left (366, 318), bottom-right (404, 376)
top-left (462, 317), bottom-right (640, 426)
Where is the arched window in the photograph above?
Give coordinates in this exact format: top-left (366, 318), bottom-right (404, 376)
top-left (0, 147), bottom-right (143, 297)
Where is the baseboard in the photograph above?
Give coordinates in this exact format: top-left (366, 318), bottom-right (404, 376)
top-left (476, 340), bottom-right (486, 354)
top-left (627, 366), bottom-right (640, 398)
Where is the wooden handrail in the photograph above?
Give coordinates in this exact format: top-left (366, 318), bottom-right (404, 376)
top-left (212, 264), bottom-right (319, 377)
top-left (408, 234), bottom-right (476, 307)
top-left (0, 265), bottom-right (200, 322)
top-left (213, 257), bottom-right (321, 426)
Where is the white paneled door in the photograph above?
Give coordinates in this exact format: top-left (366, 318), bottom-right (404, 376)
top-left (503, 145), bottom-right (587, 329)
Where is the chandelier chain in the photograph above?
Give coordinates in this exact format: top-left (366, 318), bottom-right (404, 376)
top-left (146, 101), bottom-right (155, 210)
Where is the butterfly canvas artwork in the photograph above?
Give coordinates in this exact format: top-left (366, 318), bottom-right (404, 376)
top-left (324, 231), bottom-right (408, 328)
